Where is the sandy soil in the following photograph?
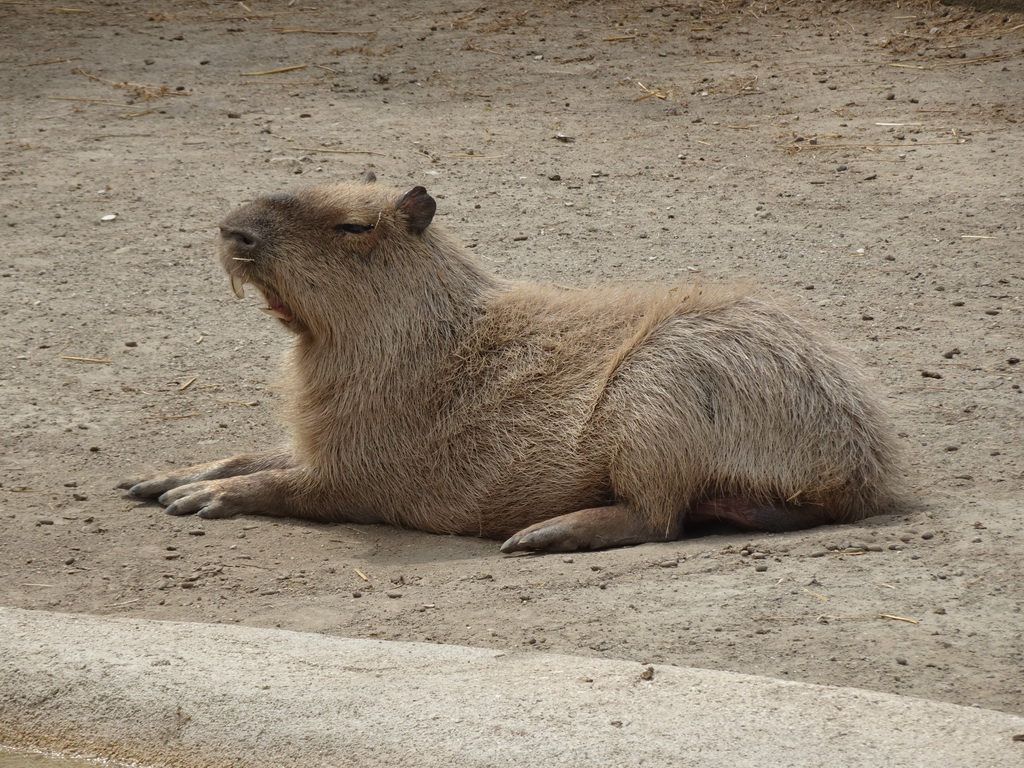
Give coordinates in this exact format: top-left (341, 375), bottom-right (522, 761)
top-left (1, 0), bottom-right (1022, 719)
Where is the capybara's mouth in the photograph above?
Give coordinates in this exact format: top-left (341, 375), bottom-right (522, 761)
top-left (260, 297), bottom-right (293, 323)
top-left (227, 274), bottom-right (294, 323)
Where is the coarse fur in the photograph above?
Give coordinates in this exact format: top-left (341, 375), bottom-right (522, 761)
top-left (120, 176), bottom-right (902, 553)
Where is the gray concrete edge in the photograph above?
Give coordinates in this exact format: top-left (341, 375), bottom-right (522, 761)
top-left (1, 607), bottom-right (1022, 768)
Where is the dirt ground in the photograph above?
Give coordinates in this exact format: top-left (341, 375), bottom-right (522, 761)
top-left (1, 0), bottom-right (1022, 720)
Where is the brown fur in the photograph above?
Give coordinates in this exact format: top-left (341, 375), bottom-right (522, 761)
top-left (120, 178), bottom-right (902, 552)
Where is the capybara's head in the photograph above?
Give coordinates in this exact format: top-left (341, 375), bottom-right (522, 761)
top-left (218, 173), bottom-right (438, 336)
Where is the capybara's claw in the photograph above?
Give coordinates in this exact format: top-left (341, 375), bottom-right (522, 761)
top-left (195, 504), bottom-right (238, 520)
top-left (159, 482), bottom-right (239, 519)
top-left (163, 499), bottom-right (195, 516)
top-left (116, 476), bottom-right (151, 496)
top-left (163, 497), bottom-right (234, 519)
top-left (500, 521), bottom-right (582, 554)
top-left (125, 479), bottom-right (167, 499)
top-left (499, 534), bottom-right (525, 553)
top-left (502, 505), bottom-right (676, 554)
top-left (118, 473), bottom-right (190, 500)
top-left (157, 487), bottom-right (190, 518)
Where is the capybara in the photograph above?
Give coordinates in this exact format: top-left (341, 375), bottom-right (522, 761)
top-left (120, 174), bottom-right (901, 553)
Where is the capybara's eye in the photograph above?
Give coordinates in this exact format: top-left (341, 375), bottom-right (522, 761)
top-left (334, 222), bottom-right (374, 235)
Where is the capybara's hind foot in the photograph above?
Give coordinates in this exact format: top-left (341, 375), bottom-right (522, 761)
top-left (691, 496), bottom-right (826, 532)
top-left (500, 504), bottom-right (677, 554)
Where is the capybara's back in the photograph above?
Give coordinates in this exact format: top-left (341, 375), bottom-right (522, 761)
top-left (121, 178), bottom-right (902, 553)
top-left (594, 287), bottom-right (899, 537)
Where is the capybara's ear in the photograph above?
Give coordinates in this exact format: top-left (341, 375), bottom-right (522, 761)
top-left (397, 186), bottom-right (436, 234)
top-left (360, 171), bottom-right (377, 184)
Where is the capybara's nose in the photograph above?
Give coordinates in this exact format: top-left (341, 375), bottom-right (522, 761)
top-left (219, 225), bottom-right (258, 249)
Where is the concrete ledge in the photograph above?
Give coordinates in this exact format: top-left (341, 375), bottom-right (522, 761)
top-left (1, 607), bottom-right (1022, 767)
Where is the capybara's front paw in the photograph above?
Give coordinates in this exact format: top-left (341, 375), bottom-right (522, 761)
top-left (119, 453), bottom-right (293, 502)
top-left (157, 479), bottom-right (251, 519)
top-left (118, 471), bottom-right (200, 500)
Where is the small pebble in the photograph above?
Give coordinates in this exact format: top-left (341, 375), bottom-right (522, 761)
top-left (754, 563), bottom-right (769, 572)
top-left (895, 657), bottom-right (908, 666)
top-left (921, 532), bottom-right (934, 540)
top-left (352, 591), bottom-right (362, 598)
top-left (187, 529), bottom-right (205, 536)
top-left (386, 590), bottom-right (403, 598)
